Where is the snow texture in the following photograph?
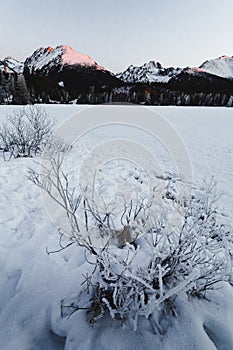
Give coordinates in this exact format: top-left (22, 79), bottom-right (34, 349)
top-left (0, 105), bottom-right (233, 350)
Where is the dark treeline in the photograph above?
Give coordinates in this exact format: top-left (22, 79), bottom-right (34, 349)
top-left (1, 70), bottom-right (233, 107)
top-left (73, 85), bottom-right (233, 107)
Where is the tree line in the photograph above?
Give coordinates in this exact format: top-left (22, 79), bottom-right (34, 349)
top-left (0, 70), bottom-right (233, 107)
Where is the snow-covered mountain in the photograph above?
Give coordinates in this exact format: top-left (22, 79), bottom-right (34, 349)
top-left (1, 47), bottom-right (233, 105)
top-left (2, 47), bottom-right (233, 83)
top-left (21, 45), bottom-right (122, 99)
top-left (0, 57), bottom-right (24, 73)
top-left (116, 61), bottom-right (182, 84)
top-left (116, 56), bottom-right (233, 84)
top-left (2, 47), bottom-right (233, 84)
top-left (24, 45), bottom-right (105, 74)
top-left (198, 55), bottom-right (233, 79)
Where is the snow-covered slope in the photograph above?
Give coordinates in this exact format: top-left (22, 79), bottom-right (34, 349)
top-left (0, 57), bottom-right (24, 73)
top-left (199, 55), bottom-right (233, 79)
top-left (116, 61), bottom-right (182, 84)
top-left (24, 45), bottom-right (105, 74)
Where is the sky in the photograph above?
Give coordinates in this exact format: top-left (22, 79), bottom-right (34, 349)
top-left (1, 0), bottom-right (233, 72)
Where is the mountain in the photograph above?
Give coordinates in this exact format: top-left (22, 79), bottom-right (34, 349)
top-left (2, 47), bottom-right (233, 83)
top-left (24, 45), bottom-right (104, 74)
top-left (0, 57), bottom-right (24, 73)
top-left (167, 69), bottom-right (233, 95)
top-left (23, 45), bottom-right (121, 99)
top-left (166, 56), bottom-right (233, 94)
top-left (198, 55), bottom-right (233, 79)
top-left (116, 61), bottom-right (182, 84)
top-left (116, 56), bottom-right (233, 84)
top-left (1, 46), bottom-right (233, 106)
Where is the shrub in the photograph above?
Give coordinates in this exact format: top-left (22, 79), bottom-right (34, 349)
top-left (0, 105), bottom-right (55, 159)
top-left (28, 139), bottom-right (233, 333)
top-left (61, 180), bottom-right (232, 333)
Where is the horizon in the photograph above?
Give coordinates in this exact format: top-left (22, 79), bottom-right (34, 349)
top-left (1, 0), bottom-right (233, 73)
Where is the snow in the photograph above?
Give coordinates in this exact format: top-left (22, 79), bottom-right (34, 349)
top-left (0, 57), bottom-right (24, 74)
top-left (0, 105), bottom-right (233, 349)
top-left (24, 45), bottom-right (104, 74)
top-left (116, 61), bottom-right (181, 84)
top-left (61, 45), bottom-right (103, 69)
top-left (199, 55), bottom-right (233, 79)
top-left (117, 55), bottom-right (233, 84)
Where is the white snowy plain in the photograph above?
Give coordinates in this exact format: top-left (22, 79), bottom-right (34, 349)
top-left (0, 105), bottom-right (233, 350)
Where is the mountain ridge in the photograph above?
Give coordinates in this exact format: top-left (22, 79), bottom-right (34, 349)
top-left (117, 55), bottom-right (233, 84)
top-left (1, 46), bottom-right (233, 83)
top-left (1, 46), bottom-right (233, 106)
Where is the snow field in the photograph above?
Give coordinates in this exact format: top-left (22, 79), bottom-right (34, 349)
top-left (0, 105), bottom-right (232, 349)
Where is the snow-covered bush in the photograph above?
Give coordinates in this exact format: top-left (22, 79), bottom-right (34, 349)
top-left (28, 137), bottom-right (145, 249)
top-left (28, 140), bottom-right (232, 333)
top-left (0, 105), bottom-right (55, 159)
top-left (60, 180), bottom-right (232, 332)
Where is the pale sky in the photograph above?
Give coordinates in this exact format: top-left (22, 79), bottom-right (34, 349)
top-left (1, 0), bottom-right (233, 72)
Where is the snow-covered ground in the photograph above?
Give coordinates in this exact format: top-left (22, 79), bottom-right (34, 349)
top-left (0, 105), bottom-right (233, 350)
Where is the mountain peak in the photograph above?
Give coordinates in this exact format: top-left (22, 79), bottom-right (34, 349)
top-left (116, 60), bottom-right (180, 84)
top-left (0, 56), bottom-right (24, 73)
top-left (24, 45), bottom-right (105, 73)
top-left (145, 60), bottom-right (162, 69)
top-left (58, 44), bottom-right (102, 67)
top-left (219, 55), bottom-right (232, 60)
top-left (199, 55), bottom-right (233, 79)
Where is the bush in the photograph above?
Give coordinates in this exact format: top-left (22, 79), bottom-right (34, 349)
top-left (28, 139), bottom-right (233, 333)
top-left (0, 105), bottom-right (55, 159)
top-left (61, 181), bottom-right (232, 333)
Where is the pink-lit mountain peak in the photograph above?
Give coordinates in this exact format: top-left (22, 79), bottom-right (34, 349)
top-left (56, 45), bottom-right (102, 67)
top-left (219, 55), bottom-right (232, 60)
top-left (25, 45), bottom-right (105, 73)
top-left (199, 55), bottom-right (233, 79)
